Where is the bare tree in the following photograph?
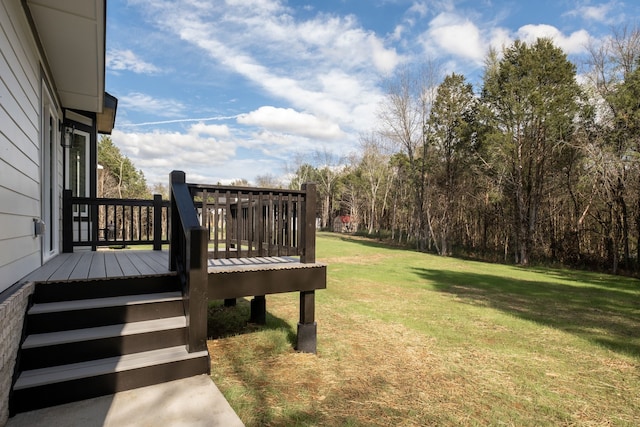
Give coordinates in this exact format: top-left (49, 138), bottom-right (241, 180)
top-left (312, 148), bottom-right (345, 229)
top-left (378, 62), bottom-right (442, 250)
top-left (583, 23), bottom-right (640, 272)
top-left (359, 133), bottom-right (394, 234)
top-left (255, 173), bottom-right (283, 189)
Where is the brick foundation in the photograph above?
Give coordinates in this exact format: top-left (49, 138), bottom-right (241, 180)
top-left (0, 282), bottom-right (33, 426)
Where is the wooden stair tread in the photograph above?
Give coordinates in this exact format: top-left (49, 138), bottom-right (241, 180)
top-left (14, 346), bottom-right (208, 390)
top-left (22, 316), bottom-right (187, 349)
top-left (28, 292), bottom-right (182, 314)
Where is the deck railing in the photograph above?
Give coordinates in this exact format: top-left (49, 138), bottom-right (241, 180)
top-left (62, 190), bottom-right (169, 252)
top-left (61, 181), bottom-right (316, 262)
top-left (188, 182), bottom-right (316, 262)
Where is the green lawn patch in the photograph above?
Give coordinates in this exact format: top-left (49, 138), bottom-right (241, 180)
top-left (208, 232), bottom-right (640, 426)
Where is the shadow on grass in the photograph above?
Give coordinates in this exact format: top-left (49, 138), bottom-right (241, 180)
top-left (414, 267), bottom-right (640, 359)
top-left (333, 234), bottom-right (414, 252)
top-left (207, 298), bottom-right (297, 346)
top-left (207, 300), bottom-right (344, 426)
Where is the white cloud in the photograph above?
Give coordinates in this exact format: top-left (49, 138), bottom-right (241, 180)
top-left (566, 1), bottom-right (621, 24)
top-left (135, 0), bottom-right (397, 136)
top-left (516, 24), bottom-right (591, 55)
top-left (420, 14), bottom-right (592, 66)
top-left (224, 0), bottom-right (287, 14)
top-left (111, 116), bottom-right (343, 185)
top-left (390, 24), bottom-right (405, 41)
top-left (119, 93), bottom-right (185, 118)
top-left (111, 125), bottom-right (238, 185)
top-left (190, 123), bottom-right (231, 137)
top-left (106, 49), bottom-right (161, 74)
top-left (408, 2), bottom-right (428, 18)
top-left (237, 106), bottom-right (343, 140)
top-left (488, 27), bottom-right (512, 52)
top-left (425, 13), bottom-right (485, 63)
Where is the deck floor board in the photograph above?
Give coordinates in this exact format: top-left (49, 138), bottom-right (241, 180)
top-left (114, 252), bottom-right (140, 277)
top-left (136, 251), bottom-right (167, 274)
top-left (22, 254), bottom-right (70, 282)
top-left (48, 254), bottom-right (82, 282)
top-left (21, 251), bottom-right (315, 284)
top-left (21, 251), bottom-right (172, 283)
top-left (122, 252), bottom-right (158, 276)
top-left (88, 252), bottom-right (106, 279)
top-left (104, 252), bottom-right (122, 278)
top-left (69, 252), bottom-right (93, 280)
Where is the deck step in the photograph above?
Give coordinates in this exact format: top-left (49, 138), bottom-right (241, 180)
top-left (11, 347), bottom-right (210, 413)
top-left (29, 292), bottom-right (183, 314)
top-left (20, 317), bottom-right (187, 370)
top-left (14, 346), bottom-right (207, 389)
top-left (26, 292), bottom-right (183, 334)
top-left (32, 274), bottom-right (179, 303)
top-left (11, 275), bottom-right (210, 415)
top-left (23, 316), bottom-right (186, 348)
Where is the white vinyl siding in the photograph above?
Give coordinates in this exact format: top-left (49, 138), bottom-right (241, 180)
top-left (0, 0), bottom-right (47, 292)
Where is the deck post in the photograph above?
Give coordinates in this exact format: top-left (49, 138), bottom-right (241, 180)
top-left (90, 202), bottom-right (99, 252)
top-left (62, 189), bottom-right (73, 253)
top-left (186, 226), bottom-right (209, 352)
top-left (169, 171), bottom-right (185, 272)
top-left (153, 194), bottom-right (163, 251)
top-left (249, 295), bottom-right (266, 324)
top-left (300, 182), bottom-right (316, 264)
top-left (297, 290), bottom-right (317, 353)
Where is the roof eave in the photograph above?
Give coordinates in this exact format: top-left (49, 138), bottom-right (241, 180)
top-left (25, 0), bottom-right (106, 113)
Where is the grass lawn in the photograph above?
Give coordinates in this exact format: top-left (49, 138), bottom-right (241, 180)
top-left (208, 232), bottom-right (640, 426)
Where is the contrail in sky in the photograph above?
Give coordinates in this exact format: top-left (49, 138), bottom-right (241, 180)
top-left (119, 115), bottom-right (242, 127)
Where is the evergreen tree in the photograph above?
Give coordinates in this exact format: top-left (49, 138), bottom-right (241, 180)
top-left (481, 38), bottom-right (583, 265)
top-left (428, 72), bottom-right (478, 255)
top-left (98, 136), bottom-right (149, 199)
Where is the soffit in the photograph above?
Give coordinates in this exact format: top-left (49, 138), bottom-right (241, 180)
top-left (26, 0), bottom-right (105, 113)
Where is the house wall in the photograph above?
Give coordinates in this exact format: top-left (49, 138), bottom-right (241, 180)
top-left (0, 1), bottom-right (57, 424)
top-left (0, 0), bottom-right (47, 294)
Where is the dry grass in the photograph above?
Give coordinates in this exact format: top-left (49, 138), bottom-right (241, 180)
top-left (208, 233), bottom-right (640, 426)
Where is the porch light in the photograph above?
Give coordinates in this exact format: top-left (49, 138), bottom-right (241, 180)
top-left (96, 92), bottom-right (118, 134)
top-left (62, 125), bottom-right (74, 148)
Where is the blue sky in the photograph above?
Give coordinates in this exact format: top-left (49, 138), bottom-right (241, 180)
top-left (105, 0), bottom-right (639, 187)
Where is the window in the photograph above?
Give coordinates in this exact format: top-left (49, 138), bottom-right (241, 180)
top-left (67, 128), bottom-right (90, 213)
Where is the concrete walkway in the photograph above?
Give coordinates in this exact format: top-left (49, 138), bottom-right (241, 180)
top-left (7, 375), bottom-right (244, 427)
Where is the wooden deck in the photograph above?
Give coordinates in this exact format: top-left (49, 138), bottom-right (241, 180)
top-left (22, 251), bottom-right (315, 284)
top-left (208, 256), bottom-right (313, 272)
top-left (23, 251), bottom-right (171, 283)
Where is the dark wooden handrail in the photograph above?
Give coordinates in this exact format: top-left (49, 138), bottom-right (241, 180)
top-left (169, 171), bottom-right (208, 353)
top-left (62, 190), bottom-right (169, 252)
top-left (188, 182), bottom-right (317, 262)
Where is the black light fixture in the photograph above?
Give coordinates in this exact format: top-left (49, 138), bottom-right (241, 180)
top-left (97, 92), bottom-right (118, 134)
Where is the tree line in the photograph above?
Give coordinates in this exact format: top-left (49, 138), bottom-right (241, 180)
top-left (100, 25), bottom-right (640, 273)
top-left (287, 26), bottom-right (640, 274)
